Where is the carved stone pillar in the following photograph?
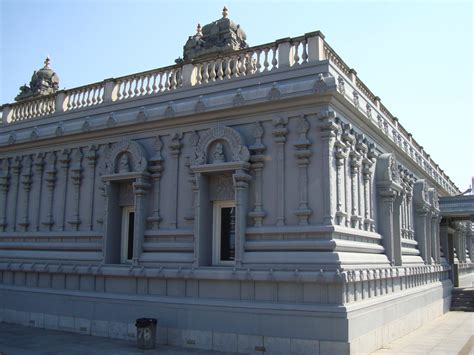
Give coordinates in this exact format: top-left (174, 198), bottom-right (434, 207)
top-left (11, 157), bottom-right (22, 232)
top-left (350, 152), bottom-right (361, 229)
top-left (169, 132), bottom-right (182, 228)
top-left (148, 136), bottom-right (164, 229)
top-left (355, 135), bottom-right (367, 230)
top-left (33, 153), bottom-right (45, 231)
top-left (362, 158), bottom-right (374, 231)
top-left (272, 117), bottom-right (288, 227)
top-left (0, 159), bottom-right (10, 231)
top-left (41, 152), bottom-right (57, 230)
top-left (249, 122), bottom-right (266, 227)
top-left (293, 116), bottom-right (312, 225)
top-left (376, 153), bottom-right (403, 265)
top-left (413, 180), bottom-right (431, 263)
top-left (132, 178), bottom-right (150, 265)
top-left (439, 223), bottom-right (450, 263)
top-left (184, 132), bottom-right (199, 222)
top-left (193, 173), bottom-right (211, 267)
top-left (414, 208), bottom-right (429, 263)
top-left (68, 148), bottom-right (83, 230)
top-left (19, 155), bottom-right (32, 231)
top-left (234, 169), bottom-right (251, 266)
top-left (58, 149), bottom-right (71, 231)
top-left (86, 145), bottom-right (98, 231)
top-left (454, 225), bottom-right (463, 263)
top-left (406, 181), bottom-right (414, 239)
top-left (319, 111), bottom-right (338, 225)
top-left (334, 141), bottom-right (348, 226)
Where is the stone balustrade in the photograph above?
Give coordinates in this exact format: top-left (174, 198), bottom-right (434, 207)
top-left (0, 31), bottom-right (458, 195)
top-left (323, 42), bottom-right (457, 195)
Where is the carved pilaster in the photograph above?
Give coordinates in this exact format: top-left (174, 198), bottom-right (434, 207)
top-left (334, 140), bottom-right (348, 226)
top-left (19, 155), bottom-right (33, 231)
top-left (355, 135), bottom-right (367, 230)
top-left (233, 169), bottom-right (251, 267)
top-left (349, 151), bottom-right (361, 229)
top-left (362, 158), bottom-right (374, 231)
top-left (68, 148), bottom-right (83, 230)
top-left (319, 111), bottom-right (338, 225)
top-left (249, 121), bottom-right (266, 227)
top-left (58, 149), bottom-right (71, 231)
top-left (42, 152), bottom-right (57, 230)
top-left (341, 122), bottom-right (355, 227)
top-left (86, 145), bottom-right (98, 231)
top-left (132, 177), bottom-right (151, 265)
top-left (413, 180), bottom-right (431, 263)
top-left (272, 116), bottom-right (288, 227)
top-left (293, 116), bottom-right (312, 225)
top-left (0, 159), bottom-right (10, 231)
top-left (169, 132), bottom-right (182, 228)
top-left (147, 136), bottom-right (164, 229)
top-left (376, 153), bottom-right (403, 265)
top-left (184, 131), bottom-right (199, 222)
top-left (11, 156), bottom-right (22, 232)
top-left (33, 153), bottom-right (45, 231)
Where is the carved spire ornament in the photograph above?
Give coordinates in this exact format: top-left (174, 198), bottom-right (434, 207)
top-left (15, 57), bottom-right (59, 101)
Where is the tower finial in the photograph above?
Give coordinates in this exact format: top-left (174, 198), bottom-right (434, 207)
top-left (196, 23), bottom-right (202, 35)
top-left (44, 55), bottom-right (50, 68)
top-left (222, 5), bottom-right (228, 18)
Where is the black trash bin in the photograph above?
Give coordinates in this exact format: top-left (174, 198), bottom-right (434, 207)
top-left (135, 318), bottom-right (157, 349)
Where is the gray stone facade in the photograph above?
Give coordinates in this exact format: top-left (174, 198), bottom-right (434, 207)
top-left (0, 12), bottom-right (472, 355)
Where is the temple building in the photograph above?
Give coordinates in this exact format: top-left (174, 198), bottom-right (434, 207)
top-left (0, 8), bottom-right (472, 355)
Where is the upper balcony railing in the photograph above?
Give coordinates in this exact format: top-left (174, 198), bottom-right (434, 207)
top-left (0, 31), bottom-right (458, 194)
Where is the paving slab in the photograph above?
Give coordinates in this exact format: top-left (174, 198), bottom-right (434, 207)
top-left (0, 323), bottom-right (236, 355)
top-left (371, 312), bottom-right (473, 355)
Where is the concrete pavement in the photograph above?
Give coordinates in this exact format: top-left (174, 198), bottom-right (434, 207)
top-left (0, 311), bottom-right (472, 354)
top-left (371, 311), bottom-right (473, 355)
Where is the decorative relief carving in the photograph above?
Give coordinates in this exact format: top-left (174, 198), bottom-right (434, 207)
top-left (118, 153), bottom-right (130, 173)
top-left (55, 122), bottom-right (64, 137)
top-left (169, 131), bottom-right (183, 157)
top-left (193, 126), bottom-right (249, 166)
top-left (165, 101), bottom-right (175, 118)
top-left (212, 142), bottom-right (225, 163)
top-left (104, 139), bottom-right (148, 175)
top-left (267, 82), bottom-right (281, 100)
top-left (82, 119), bottom-right (92, 132)
top-left (366, 103), bottom-right (372, 119)
top-left (353, 91), bottom-right (359, 108)
top-left (30, 127), bottom-right (39, 140)
top-left (106, 113), bottom-right (117, 128)
top-left (389, 156), bottom-right (400, 183)
top-left (377, 115), bottom-right (383, 129)
top-left (8, 132), bottom-right (16, 145)
top-left (376, 153), bottom-right (401, 186)
top-left (137, 107), bottom-right (147, 123)
top-left (233, 88), bottom-right (244, 106)
top-left (195, 96), bottom-right (206, 113)
top-left (337, 76), bottom-right (345, 95)
top-left (313, 73), bottom-right (330, 93)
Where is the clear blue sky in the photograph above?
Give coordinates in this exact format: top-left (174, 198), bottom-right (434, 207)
top-left (1, 0), bottom-right (472, 190)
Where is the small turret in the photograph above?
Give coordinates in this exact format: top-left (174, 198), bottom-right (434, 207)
top-left (15, 56), bottom-right (60, 101)
top-left (180, 6), bottom-right (248, 62)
